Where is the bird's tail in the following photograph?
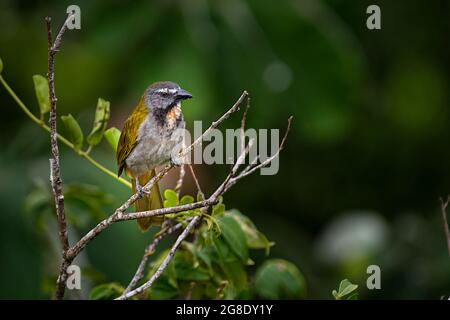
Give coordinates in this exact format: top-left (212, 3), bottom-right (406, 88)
top-left (131, 169), bottom-right (164, 231)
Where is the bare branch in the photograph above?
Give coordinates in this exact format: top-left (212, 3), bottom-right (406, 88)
top-left (123, 222), bottom-right (185, 294)
top-left (235, 116), bottom-right (293, 180)
top-left (116, 215), bottom-right (201, 300)
top-left (123, 157), bottom-right (208, 297)
top-left (174, 164), bottom-right (186, 197)
top-left (51, 14), bottom-right (75, 53)
top-left (439, 195), bottom-right (450, 256)
top-left (46, 15), bottom-right (72, 300)
top-left (188, 164), bottom-right (204, 199)
top-left (67, 199), bottom-right (213, 259)
top-left (181, 91), bottom-right (248, 158)
top-left (240, 96), bottom-right (251, 155)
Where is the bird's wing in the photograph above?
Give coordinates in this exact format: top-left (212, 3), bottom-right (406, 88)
top-left (116, 98), bottom-right (149, 177)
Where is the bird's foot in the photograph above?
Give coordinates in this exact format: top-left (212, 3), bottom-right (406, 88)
top-left (135, 182), bottom-right (151, 198)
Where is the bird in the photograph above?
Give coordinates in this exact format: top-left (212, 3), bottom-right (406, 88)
top-left (116, 81), bottom-right (192, 231)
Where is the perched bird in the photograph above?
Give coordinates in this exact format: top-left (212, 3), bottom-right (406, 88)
top-left (116, 81), bottom-right (192, 231)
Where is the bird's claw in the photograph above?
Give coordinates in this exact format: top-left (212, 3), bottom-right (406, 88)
top-left (136, 183), bottom-right (150, 198)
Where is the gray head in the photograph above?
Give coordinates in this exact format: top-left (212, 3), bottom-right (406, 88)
top-left (144, 81), bottom-right (193, 110)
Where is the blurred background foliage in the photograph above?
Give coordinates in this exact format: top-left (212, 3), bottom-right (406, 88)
top-left (0, 0), bottom-right (449, 299)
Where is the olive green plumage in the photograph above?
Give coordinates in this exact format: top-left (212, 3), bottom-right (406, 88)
top-left (117, 98), bottom-right (148, 176)
top-left (116, 97), bottom-right (163, 231)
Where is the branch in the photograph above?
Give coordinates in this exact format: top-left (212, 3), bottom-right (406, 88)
top-left (46, 15), bottom-right (70, 300)
top-left (227, 115), bottom-right (293, 188)
top-left (174, 165), bottom-right (186, 197)
top-left (67, 199), bottom-right (213, 259)
top-left (122, 163), bottom-right (207, 295)
top-left (123, 221), bottom-right (185, 294)
top-left (180, 91), bottom-right (248, 158)
top-left (116, 215), bottom-right (201, 300)
top-left (188, 164), bottom-right (204, 199)
top-left (51, 14), bottom-right (74, 52)
top-left (439, 195), bottom-right (450, 256)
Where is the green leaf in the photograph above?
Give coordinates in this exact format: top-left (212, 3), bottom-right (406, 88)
top-left (104, 127), bottom-right (121, 152)
top-left (203, 214), bottom-right (221, 236)
top-left (211, 233), bottom-right (236, 263)
top-left (217, 215), bottom-right (248, 263)
top-left (180, 195), bottom-right (194, 205)
top-left (0, 57), bottom-right (3, 73)
top-left (87, 98), bottom-right (110, 146)
top-left (89, 283), bottom-right (124, 300)
top-left (164, 189), bottom-right (179, 208)
top-left (32, 75), bottom-right (50, 115)
top-left (196, 246), bottom-right (215, 276)
top-left (332, 290), bottom-right (339, 299)
top-left (226, 210), bottom-right (273, 255)
top-left (254, 259), bottom-right (306, 299)
top-left (61, 114), bottom-right (84, 150)
top-left (213, 203), bottom-right (225, 216)
top-left (335, 279), bottom-right (358, 299)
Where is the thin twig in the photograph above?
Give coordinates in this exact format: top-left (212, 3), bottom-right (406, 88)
top-left (122, 159), bottom-right (207, 296)
top-left (51, 14), bottom-right (74, 52)
top-left (240, 96), bottom-right (250, 155)
top-left (180, 91), bottom-right (248, 158)
top-left (116, 215), bottom-right (201, 300)
top-left (123, 222), bottom-right (185, 294)
top-left (67, 199), bottom-right (213, 259)
top-left (46, 15), bottom-right (71, 300)
top-left (188, 164), bottom-right (204, 199)
top-left (439, 195), bottom-right (450, 256)
top-left (175, 164), bottom-right (186, 197)
top-left (234, 116), bottom-right (293, 181)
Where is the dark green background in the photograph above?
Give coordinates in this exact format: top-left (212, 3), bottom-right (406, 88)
top-left (0, 0), bottom-right (449, 299)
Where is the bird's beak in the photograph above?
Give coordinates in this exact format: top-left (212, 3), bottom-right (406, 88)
top-left (177, 88), bottom-right (193, 100)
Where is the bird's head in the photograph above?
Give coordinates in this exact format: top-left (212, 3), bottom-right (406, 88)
top-left (144, 81), bottom-right (193, 111)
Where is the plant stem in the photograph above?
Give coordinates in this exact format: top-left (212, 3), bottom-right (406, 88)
top-left (0, 74), bottom-right (131, 189)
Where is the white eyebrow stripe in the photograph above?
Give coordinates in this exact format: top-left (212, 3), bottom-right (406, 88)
top-left (156, 88), bottom-right (177, 94)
